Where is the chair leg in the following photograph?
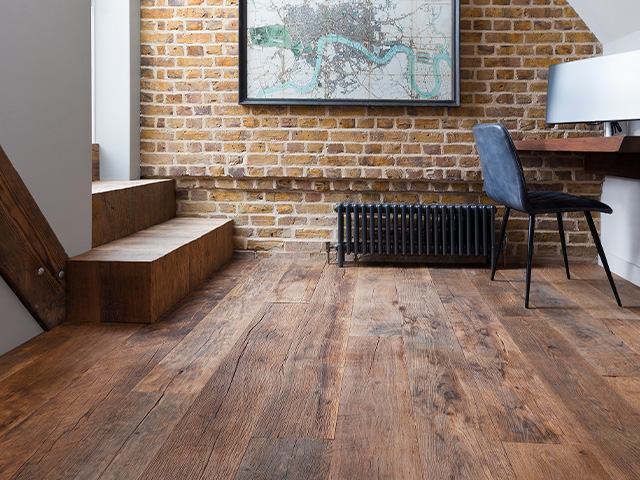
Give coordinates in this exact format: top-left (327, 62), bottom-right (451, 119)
top-left (557, 213), bottom-right (570, 279)
top-left (525, 214), bottom-right (536, 309)
top-left (491, 207), bottom-right (510, 280)
top-left (585, 212), bottom-right (622, 307)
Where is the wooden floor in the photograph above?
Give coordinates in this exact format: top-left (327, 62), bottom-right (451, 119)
top-left (1, 258), bottom-right (640, 479)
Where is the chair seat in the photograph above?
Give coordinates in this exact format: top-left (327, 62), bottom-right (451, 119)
top-left (527, 191), bottom-right (613, 214)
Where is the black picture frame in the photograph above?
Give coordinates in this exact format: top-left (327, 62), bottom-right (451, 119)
top-left (239, 1), bottom-right (460, 107)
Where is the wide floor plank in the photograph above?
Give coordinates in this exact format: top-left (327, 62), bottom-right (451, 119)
top-left (330, 336), bottom-right (422, 480)
top-left (134, 257), bottom-right (291, 395)
top-left (350, 266), bottom-right (403, 337)
top-left (606, 377), bottom-right (640, 415)
top-left (396, 267), bottom-right (515, 480)
top-left (235, 438), bottom-right (331, 480)
top-left (441, 274), bottom-right (579, 444)
top-left (0, 324), bottom-right (140, 438)
top-left (254, 266), bottom-right (357, 439)
top-left (503, 443), bottom-right (611, 480)
top-left (139, 303), bottom-right (307, 480)
top-left (502, 269), bottom-right (640, 378)
top-left (272, 260), bottom-right (324, 303)
top-left (499, 314), bottom-right (640, 478)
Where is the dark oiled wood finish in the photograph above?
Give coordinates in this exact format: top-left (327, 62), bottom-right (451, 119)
top-left (584, 154), bottom-right (640, 180)
top-left (514, 136), bottom-right (640, 153)
top-left (0, 145), bottom-right (68, 330)
top-left (504, 443), bottom-right (612, 480)
top-left (1, 259), bottom-right (640, 479)
top-left (514, 136), bottom-right (640, 179)
top-left (92, 144), bottom-right (100, 182)
top-left (92, 180), bottom-right (176, 248)
top-left (235, 438), bottom-right (331, 480)
top-left (67, 217), bottom-right (233, 323)
top-left (330, 336), bottom-right (422, 479)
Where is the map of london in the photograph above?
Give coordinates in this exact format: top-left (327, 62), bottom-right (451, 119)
top-left (245, 0), bottom-right (454, 102)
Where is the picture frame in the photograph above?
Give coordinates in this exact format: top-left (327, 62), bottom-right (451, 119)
top-left (239, 0), bottom-right (460, 106)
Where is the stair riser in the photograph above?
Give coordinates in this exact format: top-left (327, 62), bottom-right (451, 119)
top-left (68, 221), bottom-right (233, 324)
top-left (92, 180), bottom-right (176, 248)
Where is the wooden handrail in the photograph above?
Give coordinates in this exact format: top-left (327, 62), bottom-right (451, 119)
top-left (0, 145), bottom-right (68, 330)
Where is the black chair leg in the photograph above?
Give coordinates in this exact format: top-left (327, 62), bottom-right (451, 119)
top-left (557, 213), bottom-right (570, 279)
top-left (585, 212), bottom-right (622, 307)
top-left (525, 215), bottom-right (536, 309)
top-left (491, 207), bottom-right (510, 280)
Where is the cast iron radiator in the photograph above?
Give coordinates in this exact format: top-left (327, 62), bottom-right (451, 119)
top-left (334, 202), bottom-right (496, 268)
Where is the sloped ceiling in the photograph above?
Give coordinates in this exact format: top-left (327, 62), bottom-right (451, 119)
top-left (567, 0), bottom-right (640, 44)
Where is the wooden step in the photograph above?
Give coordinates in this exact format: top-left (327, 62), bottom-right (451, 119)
top-left (92, 180), bottom-right (176, 248)
top-left (92, 144), bottom-right (99, 181)
top-left (67, 217), bottom-right (233, 324)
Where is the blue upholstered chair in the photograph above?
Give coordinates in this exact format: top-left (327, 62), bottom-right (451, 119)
top-left (473, 123), bottom-right (621, 308)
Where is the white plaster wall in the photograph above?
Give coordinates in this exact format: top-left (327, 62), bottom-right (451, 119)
top-left (94, 0), bottom-right (141, 181)
top-left (0, 1), bottom-right (92, 354)
top-left (600, 37), bottom-right (640, 287)
top-left (0, 279), bottom-right (44, 355)
top-left (563, 0), bottom-right (640, 287)
top-left (567, 0), bottom-right (640, 45)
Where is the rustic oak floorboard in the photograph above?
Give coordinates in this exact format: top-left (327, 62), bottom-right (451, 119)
top-left (438, 281), bottom-right (579, 444)
top-left (571, 265), bottom-right (640, 310)
top-left (272, 259), bottom-right (324, 303)
top-left (499, 314), bottom-right (640, 479)
top-left (1, 338), bottom-right (167, 479)
top-left (429, 267), bottom-right (480, 299)
top-left (6, 316), bottom-right (204, 480)
top-left (139, 303), bottom-right (307, 480)
top-left (463, 268), bottom-right (536, 319)
top-left (235, 438), bottom-right (331, 480)
top-left (98, 393), bottom-right (195, 480)
top-left (605, 377), bottom-right (640, 415)
top-left (1, 258), bottom-right (257, 479)
top-left (134, 257), bottom-right (291, 395)
top-left (0, 323), bottom-right (91, 383)
top-left (0, 324), bottom-right (140, 438)
top-left (2, 261), bottom-right (640, 479)
top-left (501, 270), bottom-right (640, 378)
top-left (253, 266), bottom-right (357, 439)
top-left (396, 268), bottom-right (515, 480)
top-left (41, 391), bottom-right (164, 479)
top-left (600, 317), bottom-right (640, 357)
top-left (539, 267), bottom-right (639, 321)
top-left (350, 266), bottom-right (403, 337)
top-left (330, 336), bottom-right (422, 480)
top-left (503, 443), bottom-right (612, 480)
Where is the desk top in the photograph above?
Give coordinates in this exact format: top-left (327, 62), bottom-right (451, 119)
top-left (514, 136), bottom-right (640, 153)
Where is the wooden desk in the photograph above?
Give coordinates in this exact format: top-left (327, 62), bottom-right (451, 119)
top-left (514, 136), bottom-right (640, 180)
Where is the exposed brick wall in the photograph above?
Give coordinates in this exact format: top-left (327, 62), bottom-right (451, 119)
top-left (140, 0), bottom-right (605, 263)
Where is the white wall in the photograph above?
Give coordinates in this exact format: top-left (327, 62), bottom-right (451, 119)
top-left (567, 0), bottom-right (640, 45)
top-left (0, 2), bottom-right (92, 354)
top-left (94, 0), bottom-right (141, 180)
top-left (563, 0), bottom-right (640, 287)
top-left (600, 38), bottom-right (640, 287)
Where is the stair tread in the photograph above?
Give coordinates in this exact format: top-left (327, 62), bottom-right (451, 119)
top-left (92, 179), bottom-right (173, 194)
top-left (73, 217), bottom-right (232, 262)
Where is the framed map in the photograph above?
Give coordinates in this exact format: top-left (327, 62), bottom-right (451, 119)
top-left (239, 0), bottom-right (460, 106)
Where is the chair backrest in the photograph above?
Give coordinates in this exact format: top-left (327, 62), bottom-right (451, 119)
top-left (472, 123), bottom-right (531, 213)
